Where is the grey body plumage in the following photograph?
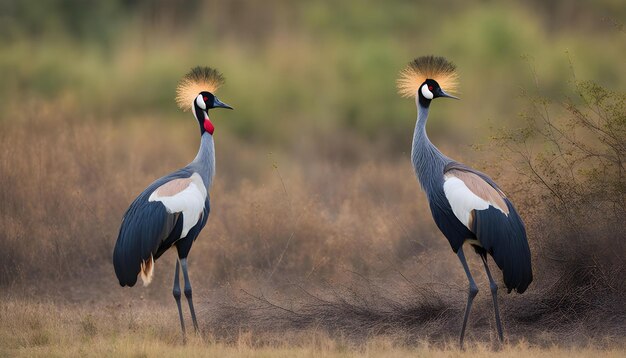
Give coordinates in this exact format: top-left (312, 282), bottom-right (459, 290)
top-left (411, 105), bottom-right (451, 192)
top-left (113, 133), bottom-right (215, 287)
top-left (412, 101), bottom-right (532, 289)
top-left (411, 104), bottom-right (475, 251)
top-left (190, 132), bottom-right (216, 188)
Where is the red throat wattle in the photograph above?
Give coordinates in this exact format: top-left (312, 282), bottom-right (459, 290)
top-left (204, 118), bottom-right (214, 135)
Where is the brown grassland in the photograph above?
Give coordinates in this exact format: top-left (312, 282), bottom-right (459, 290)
top-left (2, 299), bottom-right (626, 358)
top-left (1, 83), bottom-right (625, 356)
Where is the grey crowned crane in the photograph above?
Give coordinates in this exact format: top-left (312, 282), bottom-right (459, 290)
top-left (113, 66), bottom-right (232, 337)
top-left (397, 56), bottom-right (532, 346)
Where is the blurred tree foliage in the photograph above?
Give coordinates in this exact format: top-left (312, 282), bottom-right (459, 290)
top-left (0, 0), bottom-right (623, 148)
top-left (1, 0), bottom-right (623, 40)
top-left (0, 1), bottom-right (127, 42)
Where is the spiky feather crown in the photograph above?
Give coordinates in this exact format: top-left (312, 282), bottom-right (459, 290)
top-left (175, 66), bottom-right (225, 111)
top-left (397, 56), bottom-right (458, 98)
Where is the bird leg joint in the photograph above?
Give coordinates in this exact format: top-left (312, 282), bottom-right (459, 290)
top-left (184, 289), bottom-right (193, 299)
top-left (490, 282), bottom-right (498, 294)
top-left (469, 284), bottom-right (479, 298)
top-left (173, 288), bottom-right (182, 300)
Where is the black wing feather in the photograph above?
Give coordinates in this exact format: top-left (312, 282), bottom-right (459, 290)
top-left (444, 162), bottom-right (533, 293)
top-left (429, 190), bottom-right (475, 252)
top-left (113, 170), bottom-right (192, 287)
top-left (113, 198), bottom-right (180, 287)
top-left (472, 201), bottom-right (532, 293)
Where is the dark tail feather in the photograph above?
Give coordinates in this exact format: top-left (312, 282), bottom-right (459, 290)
top-left (499, 225), bottom-right (533, 294)
top-left (113, 201), bottom-right (181, 287)
top-left (113, 233), bottom-right (140, 287)
top-left (474, 203), bottom-right (533, 294)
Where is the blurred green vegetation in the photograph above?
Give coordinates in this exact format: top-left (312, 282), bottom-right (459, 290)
top-left (0, 0), bottom-right (624, 150)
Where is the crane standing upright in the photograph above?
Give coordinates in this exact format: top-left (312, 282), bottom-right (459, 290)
top-left (397, 56), bottom-right (532, 346)
top-left (113, 66), bottom-right (233, 337)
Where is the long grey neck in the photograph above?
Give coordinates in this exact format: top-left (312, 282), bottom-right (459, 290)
top-left (188, 132), bottom-right (215, 189)
top-left (411, 102), bottom-right (451, 194)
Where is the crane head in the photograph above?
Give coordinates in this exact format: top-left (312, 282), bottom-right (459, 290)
top-left (195, 91), bottom-right (233, 111)
top-left (397, 55), bottom-right (459, 107)
top-left (176, 66), bottom-right (232, 112)
top-left (175, 66), bottom-right (233, 135)
top-left (417, 79), bottom-right (459, 106)
top-left (191, 91), bottom-right (233, 135)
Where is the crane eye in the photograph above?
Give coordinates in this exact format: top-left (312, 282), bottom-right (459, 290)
top-left (203, 96), bottom-right (208, 101)
top-left (428, 85), bottom-right (433, 91)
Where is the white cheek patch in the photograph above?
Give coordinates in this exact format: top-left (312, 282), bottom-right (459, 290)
top-left (196, 94), bottom-right (207, 110)
top-left (421, 84), bottom-right (434, 99)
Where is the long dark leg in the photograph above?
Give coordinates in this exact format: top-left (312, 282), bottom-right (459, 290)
top-left (180, 258), bottom-right (199, 332)
top-left (481, 253), bottom-right (504, 342)
top-left (457, 247), bottom-right (479, 349)
top-left (172, 259), bottom-right (186, 338)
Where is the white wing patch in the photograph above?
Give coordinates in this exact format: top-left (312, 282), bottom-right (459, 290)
top-left (149, 173), bottom-right (207, 238)
top-left (443, 176), bottom-right (490, 229)
top-left (443, 174), bottom-right (509, 229)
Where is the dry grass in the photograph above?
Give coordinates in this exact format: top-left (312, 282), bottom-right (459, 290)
top-left (1, 299), bottom-right (625, 358)
top-left (0, 103), bottom-right (450, 287)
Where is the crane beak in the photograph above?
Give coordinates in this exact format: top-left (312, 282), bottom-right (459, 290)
top-left (212, 97), bottom-right (234, 110)
top-left (437, 88), bottom-right (460, 100)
